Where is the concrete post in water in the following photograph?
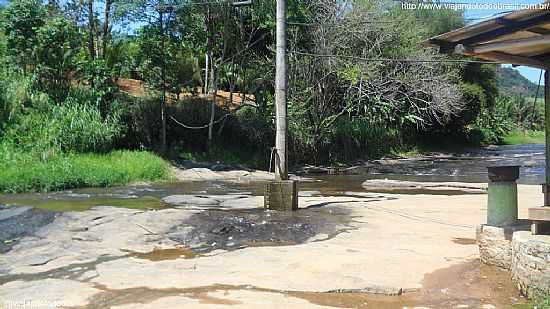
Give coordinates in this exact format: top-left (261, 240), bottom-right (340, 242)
top-left (487, 166), bottom-right (520, 226)
top-left (544, 70), bottom-right (550, 206)
top-left (265, 180), bottom-right (298, 211)
top-left (264, 0), bottom-right (299, 211)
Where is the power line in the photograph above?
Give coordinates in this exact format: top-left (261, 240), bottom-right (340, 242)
top-left (156, 0), bottom-right (250, 10)
top-left (392, 0), bottom-right (537, 6)
top-left (289, 51), bottom-right (500, 64)
top-left (287, 21), bottom-right (395, 26)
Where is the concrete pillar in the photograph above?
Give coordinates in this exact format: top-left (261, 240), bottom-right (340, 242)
top-left (487, 166), bottom-right (520, 226)
top-left (264, 180), bottom-right (298, 211)
top-left (544, 70), bottom-right (550, 205)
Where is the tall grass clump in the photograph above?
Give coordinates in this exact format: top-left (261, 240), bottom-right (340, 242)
top-left (0, 150), bottom-right (169, 193)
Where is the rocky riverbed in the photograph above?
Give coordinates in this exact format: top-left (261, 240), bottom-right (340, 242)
top-left (0, 182), bottom-right (542, 308)
top-left (2, 144), bottom-right (547, 308)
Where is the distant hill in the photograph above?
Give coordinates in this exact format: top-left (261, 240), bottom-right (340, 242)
top-left (496, 66), bottom-right (539, 98)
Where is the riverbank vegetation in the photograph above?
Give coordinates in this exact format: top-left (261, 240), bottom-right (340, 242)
top-left (503, 130), bottom-right (545, 145)
top-left (0, 150), bottom-right (169, 193)
top-left (0, 0), bottom-right (545, 192)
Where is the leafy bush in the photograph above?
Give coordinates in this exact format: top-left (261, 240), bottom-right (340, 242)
top-left (0, 72), bottom-right (51, 134)
top-left (3, 96), bottom-right (122, 156)
top-left (329, 117), bottom-right (401, 162)
top-left (34, 16), bottom-right (80, 101)
top-left (76, 59), bottom-right (118, 116)
top-left (1, 0), bottom-right (46, 70)
top-left (467, 95), bottom-right (514, 145)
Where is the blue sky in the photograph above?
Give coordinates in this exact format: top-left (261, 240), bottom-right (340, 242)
top-left (462, 0), bottom-right (546, 84)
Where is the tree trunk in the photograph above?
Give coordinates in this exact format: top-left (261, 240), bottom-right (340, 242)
top-left (205, 7), bottom-right (215, 151)
top-left (160, 10), bottom-right (167, 154)
top-left (204, 53), bottom-right (209, 95)
top-left (229, 60), bottom-right (235, 105)
top-left (102, 0), bottom-right (112, 59)
top-left (87, 0), bottom-right (95, 61)
top-left (274, 0), bottom-right (288, 180)
top-left (208, 53), bottom-right (215, 146)
top-left (47, 0), bottom-right (57, 16)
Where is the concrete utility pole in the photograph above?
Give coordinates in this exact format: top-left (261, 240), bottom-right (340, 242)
top-left (264, 0), bottom-right (298, 211)
top-left (274, 0), bottom-right (288, 180)
top-left (545, 70), bottom-right (550, 206)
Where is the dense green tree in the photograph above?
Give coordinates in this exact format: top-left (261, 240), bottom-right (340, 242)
top-left (0, 0), bottom-right (530, 169)
top-left (1, 0), bottom-right (46, 73)
top-left (34, 16), bottom-right (81, 100)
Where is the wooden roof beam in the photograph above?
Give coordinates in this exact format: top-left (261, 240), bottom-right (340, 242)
top-left (459, 13), bottom-right (550, 45)
top-left (527, 26), bottom-right (550, 35)
top-left (471, 35), bottom-right (550, 54)
top-left (458, 48), bottom-right (550, 69)
top-left (479, 52), bottom-right (549, 69)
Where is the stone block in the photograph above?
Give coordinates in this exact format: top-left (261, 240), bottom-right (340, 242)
top-left (476, 223), bottom-right (530, 270)
top-left (511, 231), bottom-right (550, 298)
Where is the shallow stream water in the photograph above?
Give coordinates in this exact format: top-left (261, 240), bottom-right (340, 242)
top-left (0, 143), bottom-right (545, 211)
top-left (360, 144), bottom-right (545, 185)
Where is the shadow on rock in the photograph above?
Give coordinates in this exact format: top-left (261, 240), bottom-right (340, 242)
top-left (0, 205), bottom-right (58, 253)
top-left (167, 204), bottom-right (355, 253)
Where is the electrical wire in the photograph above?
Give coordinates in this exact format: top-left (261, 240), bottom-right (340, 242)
top-left (289, 50), bottom-right (500, 64)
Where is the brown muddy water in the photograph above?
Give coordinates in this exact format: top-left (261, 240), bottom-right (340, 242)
top-left (122, 247), bottom-right (200, 261)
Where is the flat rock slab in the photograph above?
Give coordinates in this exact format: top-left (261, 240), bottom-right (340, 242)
top-left (162, 195), bottom-right (261, 209)
top-left (171, 167), bottom-right (311, 183)
top-left (110, 290), bottom-right (338, 309)
top-left (0, 185), bottom-right (542, 308)
top-left (362, 179), bottom-right (488, 194)
top-left (0, 279), bottom-right (99, 308)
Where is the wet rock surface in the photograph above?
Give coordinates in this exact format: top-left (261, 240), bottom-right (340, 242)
top-left (168, 206), bottom-right (354, 252)
top-left (0, 205), bottom-right (57, 253)
top-left (161, 194), bottom-right (259, 209)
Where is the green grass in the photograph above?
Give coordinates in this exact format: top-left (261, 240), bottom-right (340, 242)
top-left (513, 294), bottom-right (550, 309)
top-left (0, 150), bottom-right (170, 193)
top-left (0, 195), bottom-right (166, 211)
top-left (502, 130), bottom-right (545, 145)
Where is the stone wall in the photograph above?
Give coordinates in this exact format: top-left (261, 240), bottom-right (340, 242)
top-left (511, 231), bottom-right (550, 298)
top-left (476, 224), bottom-right (530, 270)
